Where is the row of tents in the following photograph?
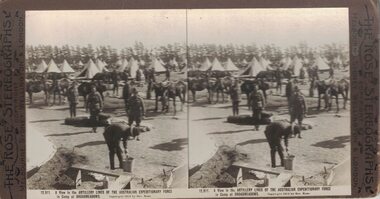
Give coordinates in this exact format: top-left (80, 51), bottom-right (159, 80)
top-left (192, 55), bottom-right (333, 77)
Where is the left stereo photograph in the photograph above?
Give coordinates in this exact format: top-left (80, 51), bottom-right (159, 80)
top-left (25, 10), bottom-right (189, 190)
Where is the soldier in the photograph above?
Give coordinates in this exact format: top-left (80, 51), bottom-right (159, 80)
top-left (285, 78), bottom-right (294, 112)
top-left (103, 123), bottom-right (139, 170)
top-left (250, 84), bottom-right (265, 130)
top-left (111, 69), bottom-right (119, 96)
top-left (289, 86), bottom-right (307, 138)
top-left (127, 88), bottom-right (145, 141)
top-left (275, 67), bottom-right (282, 95)
top-left (264, 121), bottom-right (301, 168)
top-left (67, 81), bottom-right (79, 118)
top-left (86, 85), bottom-right (104, 133)
top-left (136, 69), bottom-right (142, 82)
top-left (230, 79), bottom-right (241, 116)
top-left (165, 67), bottom-right (171, 81)
top-left (122, 79), bottom-right (131, 115)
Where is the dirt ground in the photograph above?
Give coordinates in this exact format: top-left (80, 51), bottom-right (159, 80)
top-left (189, 81), bottom-right (351, 187)
top-left (27, 73), bottom-right (188, 189)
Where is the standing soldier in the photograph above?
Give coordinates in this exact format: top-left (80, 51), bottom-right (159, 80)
top-left (127, 88), bottom-right (145, 141)
top-left (290, 86), bottom-right (307, 138)
top-left (103, 123), bottom-right (139, 170)
top-left (230, 79), bottom-right (241, 116)
top-left (136, 69), bottom-right (142, 82)
top-left (285, 78), bottom-right (294, 112)
top-left (329, 66), bottom-right (334, 78)
top-left (250, 84), bottom-right (265, 130)
top-left (264, 121), bottom-right (301, 168)
top-left (86, 85), bottom-right (104, 133)
top-left (67, 81), bottom-right (79, 118)
top-left (123, 79), bottom-right (131, 115)
top-left (112, 69), bottom-right (119, 96)
top-left (165, 67), bottom-right (171, 81)
top-left (275, 67), bottom-right (282, 95)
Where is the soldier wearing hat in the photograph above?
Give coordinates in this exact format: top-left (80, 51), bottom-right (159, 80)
top-left (67, 81), bottom-right (79, 118)
top-left (86, 85), bottom-right (104, 133)
top-left (127, 88), bottom-right (145, 141)
top-left (289, 86), bottom-right (307, 138)
top-left (250, 83), bottom-right (265, 130)
top-left (264, 121), bottom-right (301, 168)
top-left (230, 78), bottom-right (241, 116)
top-left (103, 122), bottom-right (139, 170)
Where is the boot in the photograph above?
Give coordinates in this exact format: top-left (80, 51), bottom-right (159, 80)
top-left (278, 149), bottom-right (285, 167)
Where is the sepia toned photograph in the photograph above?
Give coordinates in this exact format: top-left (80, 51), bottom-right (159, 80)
top-left (25, 10), bottom-right (188, 190)
top-left (187, 8), bottom-right (351, 193)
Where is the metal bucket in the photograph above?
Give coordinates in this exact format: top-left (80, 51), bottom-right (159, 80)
top-left (284, 155), bottom-right (295, 170)
top-left (122, 157), bottom-right (134, 173)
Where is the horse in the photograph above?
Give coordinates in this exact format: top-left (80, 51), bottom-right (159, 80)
top-left (188, 77), bottom-right (215, 103)
top-left (240, 79), bottom-right (270, 108)
top-left (256, 70), bottom-right (292, 82)
top-left (26, 79), bottom-right (50, 105)
top-left (210, 76), bottom-right (236, 103)
top-left (78, 81), bottom-right (107, 109)
top-left (152, 81), bottom-right (187, 115)
top-left (314, 78), bottom-right (349, 112)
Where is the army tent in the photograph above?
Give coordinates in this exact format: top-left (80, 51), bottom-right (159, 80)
top-left (292, 57), bottom-right (303, 77)
top-left (281, 57), bottom-right (293, 70)
top-left (199, 57), bottom-right (212, 71)
top-left (35, 60), bottom-right (48, 73)
top-left (46, 59), bottom-right (62, 73)
top-left (60, 59), bottom-right (75, 73)
top-left (150, 58), bottom-right (167, 73)
top-left (314, 56), bottom-right (330, 71)
top-left (139, 59), bottom-right (146, 67)
top-left (128, 58), bottom-right (141, 78)
top-left (333, 56), bottom-right (343, 68)
top-left (117, 58), bottom-right (129, 72)
top-left (239, 57), bottom-right (265, 77)
top-left (95, 59), bottom-right (109, 72)
top-left (240, 58), bottom-right (248, 67)
top-left (77, 59), bottom-right (100, 79)
top-left (210, 58), bottom-right (225, 71)
top-left (169, 58), bottom-right (179, 67)
top-left (78, 60), bottom-right (84, 66)
top-left (224, 58), bottom-right (239, 71)
top-left (259, 57), bottom-right (273, 70)
top-left (116, 59), bottom-right (123, 66)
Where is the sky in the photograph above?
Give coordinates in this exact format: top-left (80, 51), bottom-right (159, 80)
top-left (26, 8), bottom-right (349, 49)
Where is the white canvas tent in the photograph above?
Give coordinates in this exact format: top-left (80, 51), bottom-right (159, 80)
top-left (117, 58), bottom-right (129, 72)
top-left (239, 57), bottom-right (265, 77)
top-left (169, 58), bottom-right (179, 67)
top-left (281, 57), bottom-right (293, 70)
top-left (240, 58), bottom-right (248, 67)
top-left (78, 60), bottom-right (84, 66)
top-left (60, 59), bottom-right (75, 73)
top-left (259, 57), bottom-right (273, 70)
top-left (128, 58), bottom-right (141, 78)
top-left (139, 59), bottom-right (146, 66)
top-left (116, 59), bottom-right (123, 66)
top-left (224, 58), bottom-right (239, 71)
top-left (35, 60), bottom-right (48, 73)
top-left (46, 59), bottom-right (62, 73)
top-left (77, 59), bottom-right (100, 79)
top-left (199, 57), bottom-right (212, 71)
top-left (292, 57), bottom-right (304, 77)
top-left (95, 59), bottom-right (109, 72)
top-left (150, 58), bottom-right (167, 73)
top-left (210, 58), bottom-right (225, 71)
top-left (314, 56), bottom-right (330, 71)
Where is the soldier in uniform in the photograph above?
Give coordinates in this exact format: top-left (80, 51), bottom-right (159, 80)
top-left (103, 123), bottom-right (139, 170)
top-left (122, 79), bottom-right (131, 115)
top-left (264, 121), bottom-right (301, 168)
top-left (230, 79), bottom-right (241, 116)
top-left (112, 69), bottom-right (119, 96)
top-left (285, 78), bottom-right (294, 112)
top-left (289, 86), bottom-right (307, 138)
top-left (275, 67), bottom-right (282, 95)
top-left (250, 84), bottom-right (265, 130)
top-left (165, 67), bottom-right (171, 81)
top-left (136, 69), bottom-right (142, 82)
top-left (67, 81), bottom-right (79, 118)
top-left (86, 85), bottom-right (104, 133)
top-left (127, 88), bottom-right (145, 141)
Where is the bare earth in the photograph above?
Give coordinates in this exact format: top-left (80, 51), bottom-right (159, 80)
top-left (189, 84), bottom-right (351, 187)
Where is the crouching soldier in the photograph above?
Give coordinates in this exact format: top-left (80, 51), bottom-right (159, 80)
top-left (103, 123), bottom-right (139, 170)
top-left (264, 121), bottom-right (301, 168)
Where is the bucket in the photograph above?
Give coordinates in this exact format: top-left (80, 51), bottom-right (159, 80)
top-left (284, 155), bottom-right (295, 170)
top-left (122, 157), bottom-right (134, 173)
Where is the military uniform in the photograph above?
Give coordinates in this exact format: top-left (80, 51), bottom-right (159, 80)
top-left (103, 123), bottom-right (139, 170)
top-left (127, 93), bottom-right (145, 127)
top-left (230, 84), bottom-right (241, 116)
top-left (290, 91), bottom-right (307, 138)
top-left (264, 121), bottom-right (300, 168)
top-left (112, 70), bottom-right (119, 96)
top-left (86, 91), bottom-right (104, 130)
top-left (122, 82), bottom-right (130, 114)
top-left (250, 88), bottom-right (265, 130)
top-left (67, 84), bottom-right (79, 117)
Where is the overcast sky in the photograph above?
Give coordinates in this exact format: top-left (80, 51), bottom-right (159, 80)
top-left (26, 8), bottom-right (348, 49)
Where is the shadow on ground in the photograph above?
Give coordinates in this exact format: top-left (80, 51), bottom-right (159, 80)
top-left (312, 135), bottom-right (350, 149)
top-left (237, 138), bottom-right (268, 146)
top-left (150, 138), bottom-right (188, 151)
top-left (46, 131), bottom-right (93, 137)
top-left (74, 141), bottom-right (106, 148)
top-left (208, 128), bottom-right (255, 135)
